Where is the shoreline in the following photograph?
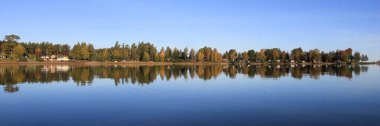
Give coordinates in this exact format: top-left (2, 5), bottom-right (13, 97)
top-left (0, 61), bottom-right (376, 66)
top-left (0, 61), bottom-right (228, 66)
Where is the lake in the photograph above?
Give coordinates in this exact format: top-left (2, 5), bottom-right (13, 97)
top-left (0, 64), bottom-right (379, 126)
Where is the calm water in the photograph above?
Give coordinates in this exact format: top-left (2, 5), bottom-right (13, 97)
top-left (0, 64), bottom-right (379, 126)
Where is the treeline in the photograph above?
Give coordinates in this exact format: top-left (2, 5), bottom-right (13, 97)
top-left (0, 35), bottom-right (70, 60)
top-left (0, 34), bottom-right (370, 63)
top-left (69, 41), bottom-right (223, 62)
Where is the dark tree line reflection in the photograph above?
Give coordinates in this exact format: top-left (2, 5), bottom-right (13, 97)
top-left (0, 65), bottom-right (369, 93)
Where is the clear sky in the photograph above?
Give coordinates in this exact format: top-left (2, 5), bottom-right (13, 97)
top-left (1, 0), bottom-right (379, 61)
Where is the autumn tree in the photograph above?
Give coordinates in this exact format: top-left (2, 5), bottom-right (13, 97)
top-left (197, 51), bottom-right (204, 62)
top-left (211, 48), bottom-right (222, 63)
top-left (111, 41), bottom-right (121, 60)
top-left (291, 48), bottom-right (303, 62)
top-left (339, 50), bottom-right (349, 62)
top-left (228, 49), bottom-right (237, 62)
top-left (35, 47), bottom-right (42, 60)
top-left (256, 49), bottom-right (266, 62)
top-left (142, 52), bottom-right (150, 62)
top-left (159, 47), bottom-right (165, 62)
top-left (309, 49), bottom-right (321, 62)
top-left (13, 44), bottom-right (25, 58)
top-left (280, 51), bottom-right (288, 62)
top-left (204, 47), bottom-right (212, 61)
top-left (242, 52), bottom-right (249, 62)
top-left (345, 48), bottom-right (353, 61)
top-left (271, 48), bottom-right (280, 61)
top-left (101, 49), bottom-right (109, 61)
top-left (80, 43), bottom-right (90, 60)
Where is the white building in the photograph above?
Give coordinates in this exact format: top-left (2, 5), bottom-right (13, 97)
top-left (57, 56), bottom-right (69, 61)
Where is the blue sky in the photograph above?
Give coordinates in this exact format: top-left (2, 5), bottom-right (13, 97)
top-left (1, 0), bottom-right (379, 61)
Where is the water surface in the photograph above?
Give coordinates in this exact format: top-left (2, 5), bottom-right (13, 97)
top-left (0, 65), bottom-right (379, 126)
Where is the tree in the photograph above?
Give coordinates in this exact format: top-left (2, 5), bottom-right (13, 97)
top-left (4, 34), bottom-right (20, 42)
top-left (88, 44), bottom-right (95, 60)
top-left (35, 47), bottom-right (42, 60)
top-left (172, 48), bottom-right (180, 61)
top-left (101, 49), bottom-right (109, 61)
top-left (361, 55), bottom-right (369, 62)
top-left (62, 44), bottom-right (70, 56)
top-left (13, 44), bottom-right (25, 58)
top-left (212, 48), bottom-right (221, 63)
top-left (189, 48), bottom-right (196, 62)
top-left (256, 49), bottom-right (266, 62)
top-left (228, 49), bottom-right (237, 62)
top-left (1, 41), bottom-right (16, 57)
top-left (309, 49), bottom-right (321, 62)
top-left (165, 47), bottom-right (172, 61)
top-left (197, 51), bottom-right (204, 62)
top-left (345, 48), bottom-right (353, 61)
top-left (111, 41), bottom-right (121, 60)
top-left (70, 43), bottom-right (81, 60)
top-left (353, 52), bottom-right (361, 62)
top-left (339, 50), bottom-right (349, 62)
top-left (242, 52), bottom-right (249, 62)
top-left (80, 43), bottom-right (90, 60)
top-left (182, 47), bottom-right (189, 61)
top-left (271, 48), bottom-right (280, 61)
top-left (142, 52), bottom-right (150, 61)
top-left (291, 47), bottom-right (303, 62)
top-left (248, 50), bottom-right (256, 61)
top-left (159, 47), bottom-right (165, 62)
top-left (204, 47), bottom-right (212, 61)
top-left (130, 43), bottom-right (139, 61)
top-left (123, 44), bottom-right (131, 61)
top-left (280, 51), bottom-right (288, 62)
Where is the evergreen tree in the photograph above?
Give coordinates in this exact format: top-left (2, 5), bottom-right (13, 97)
top-left (248, 50), bottom-right (256, 61)
top-left (80, 43), bottom-right (90, 60)
top-left (142, 52), bottom-right (150, 61)
top-left (70, 43), bottom-right (81, 60)
top-left (189, 48), bottom-right (196, 62)
top-left (353, 52), bottom-right (361, 62)
top-left (130, 43), bottom-right (139, 61)
top-left (165, 47), bottom-right (172, 61)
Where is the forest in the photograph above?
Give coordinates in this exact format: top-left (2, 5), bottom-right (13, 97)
top-left (0, 34), bottom-right (370, 63)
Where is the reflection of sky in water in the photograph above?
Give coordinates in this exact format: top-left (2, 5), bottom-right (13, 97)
top-left (0, 65), bottom-right (379, 126)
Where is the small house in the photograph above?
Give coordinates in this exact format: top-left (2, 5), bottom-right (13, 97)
top-left (57, 56), bottom-right (69, 62)
top-left (41, 56), bottom-right (50, 61)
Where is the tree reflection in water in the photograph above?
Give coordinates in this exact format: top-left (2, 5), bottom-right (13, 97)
top-left (0, 64), bottom-right (369, 93)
